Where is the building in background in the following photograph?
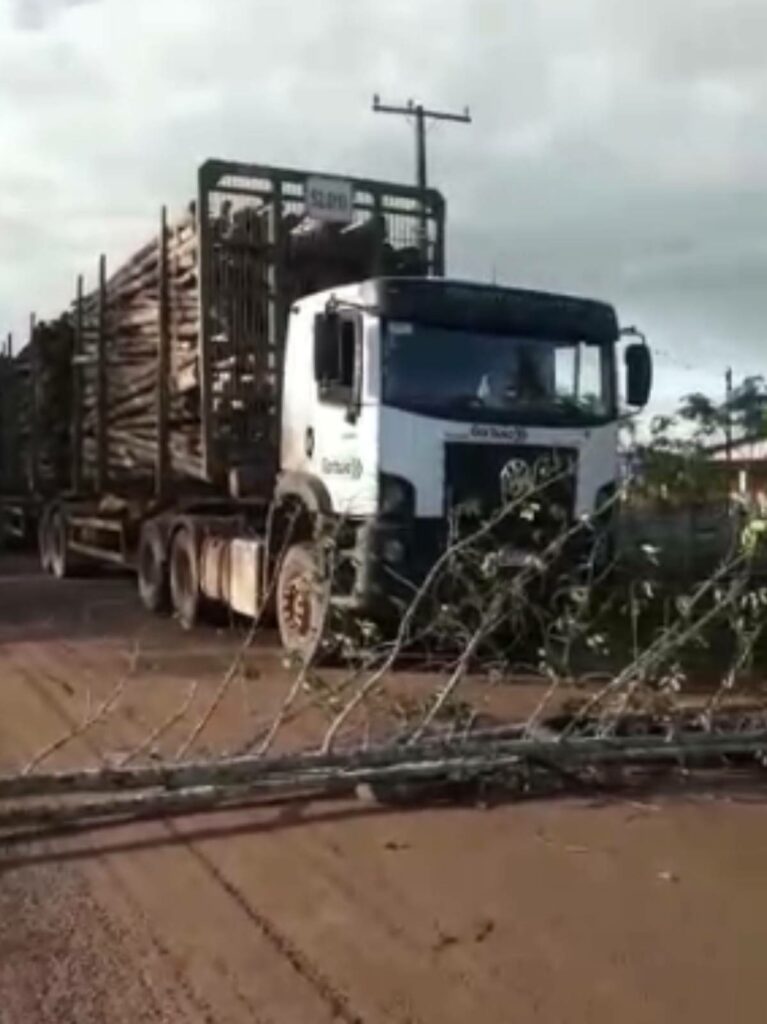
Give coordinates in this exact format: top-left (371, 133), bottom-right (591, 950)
top-left (707, 435), bottom-right (767, 508)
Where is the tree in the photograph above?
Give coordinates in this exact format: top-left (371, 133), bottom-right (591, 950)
top-left (678, 392), bottom-right (726, 440)
top-left (678, 376), bottom-right (767, 448)
top-left (630, 413), bottom-right (725, 505)
top-left (727, 375), bottom-right (767, 438)
top-left (625, 374), bottom-right (766, 505)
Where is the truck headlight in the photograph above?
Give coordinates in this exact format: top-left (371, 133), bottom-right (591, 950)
top-left (379, 474), bottom-right (415, 518)
top-left (595, 482), bottom-right (618, 518)
top-left (382, 538), bottom-right (406, 564)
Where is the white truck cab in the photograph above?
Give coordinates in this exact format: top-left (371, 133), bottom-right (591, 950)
top-left (273, 276), bottom-right (651, 636)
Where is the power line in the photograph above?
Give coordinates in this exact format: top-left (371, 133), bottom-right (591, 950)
top-left (372, 94), bottom-right (471, 264)
top-left (650, 347), bottom-right (714, 373)
top-left (725, 365), bottom-right (734, 464)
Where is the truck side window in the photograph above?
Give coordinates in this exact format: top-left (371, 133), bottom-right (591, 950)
top-left (315, 314), bottom-right (358, 405)
top-left (338, 320), bottom-right (356, 389)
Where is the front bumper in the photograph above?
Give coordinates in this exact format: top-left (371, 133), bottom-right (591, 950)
top-left (334, 512), bottom-right (616, 618)
top-left (332, 519), bottom-right (443, 616)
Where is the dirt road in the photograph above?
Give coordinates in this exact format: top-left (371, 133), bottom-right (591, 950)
top-left (2, 554), bottom-right (767, 1023)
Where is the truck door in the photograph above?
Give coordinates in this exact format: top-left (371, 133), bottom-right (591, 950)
top-left (311, 310), bottom-right (375, 515)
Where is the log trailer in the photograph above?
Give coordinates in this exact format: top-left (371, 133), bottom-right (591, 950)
top-left (0, 317), bottom-right (73, 544)
top-left (0, 159), bottom-right (652, 656)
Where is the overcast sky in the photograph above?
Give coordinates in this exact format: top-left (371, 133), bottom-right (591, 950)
top-left (1, 0), bottom-right (766, 411)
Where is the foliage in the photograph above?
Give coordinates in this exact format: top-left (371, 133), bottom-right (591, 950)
top-left (728, 376), bottom-right (767, 438)
top-left (677, 392), bottom-right (725, 439)
top-left (625, 374), bottom-right (767, 506)
top-left (629, 414), bottom-right (728, 506)
top-left (678, 374), bottom-right (767, 444)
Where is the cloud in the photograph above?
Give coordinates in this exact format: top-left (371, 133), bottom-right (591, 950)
top-left (10, 0), bottom-right (96, 31)
top-left (0, 0), bottom-right (765, 408)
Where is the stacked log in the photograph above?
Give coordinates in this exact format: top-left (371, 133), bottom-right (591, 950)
top-left (5, 317), bottom-right (74, 495)
top-left (0, 350), bottom-right (15, 492)
top-left (5, 181), bottom-right (430, 500)
top-left (78, 212), bottom-right (203, 492)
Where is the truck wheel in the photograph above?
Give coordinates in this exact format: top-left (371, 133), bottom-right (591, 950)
top-left (170, 527), bottom-right (200, 629)
top-left (138, 523), bottom-right (170, 614)
top-left (49, 509), bottom-right (72, 580)
top-left (276, 543), bottom-right (326, 661)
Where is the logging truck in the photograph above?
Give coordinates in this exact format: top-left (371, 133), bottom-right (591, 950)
top-left (0, 159), bottom-right (652, 657)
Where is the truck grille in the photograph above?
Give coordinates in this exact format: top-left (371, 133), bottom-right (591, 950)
top-left (444, 442), bottom-right (577, 543)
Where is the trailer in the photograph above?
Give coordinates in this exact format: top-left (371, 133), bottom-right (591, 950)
top-left (23, 160), bottom-right (446, 646)
top-left (0, 317), bottom-right (73, 546)
top-left (5, 157), bottom-right (652, 657)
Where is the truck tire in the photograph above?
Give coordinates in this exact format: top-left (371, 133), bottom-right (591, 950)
top-left (170, 527), bottom-right (200, 629)
top-left (48, 509), bottom-right (72, 580)
top-left (276, 542), bottom-right (326, 661)
top-left (138, 522), bottom-right (170, 614)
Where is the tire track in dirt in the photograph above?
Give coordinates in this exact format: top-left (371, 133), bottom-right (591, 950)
top-left (78, 871), bottom-right (213, 1023)
top-left (4, 639), bottom-right (367, 1024)
top-left (0, 842), bottom-right (180, 1024)
top-left (180, 836), bottom-right (365, 1024)
top-left (90, 855), bottom-right (239, 1024)
top-left (7, 637), bottom-right (480, 1024)
top-left (0, 654), bottom-right (212, 1023)
top-left (181, 804), bottom-right (497, 1024)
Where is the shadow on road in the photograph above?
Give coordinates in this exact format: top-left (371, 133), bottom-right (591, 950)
top-left (2, 771), bottom-right (767, 872)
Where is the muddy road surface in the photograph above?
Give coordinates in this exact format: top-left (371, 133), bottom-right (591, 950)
top-left (1, 554), bottom-right (767, 1023)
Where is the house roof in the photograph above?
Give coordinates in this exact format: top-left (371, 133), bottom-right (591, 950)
top-left (707, 434), bottom-right (767, 463)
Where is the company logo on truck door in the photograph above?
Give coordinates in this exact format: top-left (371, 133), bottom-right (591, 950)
top-left (321, 456), bottom-right (363, 480)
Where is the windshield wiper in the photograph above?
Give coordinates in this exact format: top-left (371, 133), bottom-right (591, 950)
top-left (392, 393), bottom-right (482, 409)
top-left (390, 393), bottom-right (606, 422)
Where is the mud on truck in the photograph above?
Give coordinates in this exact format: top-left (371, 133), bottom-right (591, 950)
top-left (0, 159), bottom-right (652, 657)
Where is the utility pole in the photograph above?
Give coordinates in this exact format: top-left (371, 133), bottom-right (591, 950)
top-left (372, 95), bottom-right (471, 264)
top-left (29, 312), bottom-right (38, 492)
top-left (725, 365), bottom-right (733, 465)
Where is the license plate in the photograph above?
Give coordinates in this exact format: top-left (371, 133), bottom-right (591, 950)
top-left (498, 546), bottom-right (531, 568)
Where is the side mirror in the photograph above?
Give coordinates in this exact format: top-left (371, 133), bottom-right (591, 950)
top-left (314, 312), bottom-right (340, 382)
top-left (625, 342), bottom-right (652, 408)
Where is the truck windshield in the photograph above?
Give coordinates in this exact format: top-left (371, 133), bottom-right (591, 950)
top-left (382, 322), bottom-right (614, 425)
